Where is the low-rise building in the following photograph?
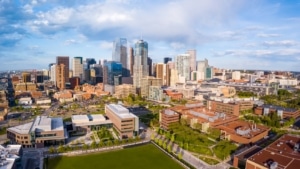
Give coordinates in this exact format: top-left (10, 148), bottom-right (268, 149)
top-left (71, 114), bottom-right (112, 133)
top-left (159, 109), bottom-right (180, 130)
top-left (35, 97), bottom-right (51, 105)
top-left (215, 120), bottom-right (270, 144)
top-left (164, 90), bottom-right (183, 100)
top-left (208, 99), bottom-right (254, 116)
top-left (7, 116), bottom-right (67, 148)
top-left (0, 145), bottom-right (22, 169)
top-left (148, 86), bottom-right (170, 102)
top-left (105, 104), bottom-right (139, 138)
top-left (18, 97), bottom-right (32, 105)
top-left (254, 104), bottom-right (300, 119)
top-left (246, 134), bottom-right (300, 169)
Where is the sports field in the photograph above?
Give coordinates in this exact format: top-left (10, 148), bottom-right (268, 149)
top-left (47, 144), bottom-right (184, 169)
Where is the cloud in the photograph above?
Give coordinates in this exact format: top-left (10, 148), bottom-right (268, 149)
top-left (213, 48), bottom-right (300, 59)
top-left (99, 41), bottom-right (113, 50)
top-left (257, 33), bottom-right (280, 38)
top-left (64, 39), bottom-right (79, 45)
top-left (262, 40), bottom-right (298, 47)
top-left (170, 42), bottom-right (185, 50)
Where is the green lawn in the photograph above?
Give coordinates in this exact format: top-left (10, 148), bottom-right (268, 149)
top-left (47, 144), bottom-right (184, 169)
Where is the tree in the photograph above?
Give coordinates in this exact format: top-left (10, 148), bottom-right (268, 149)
top-left (91, 141), bottom-right (97, 149)
top-left (163, 141), bottom-right (167, 149)
top-left (48, 146), bottom-right (56, 154)
top-left (158, 139), bottom-right (163, 146)
top-left (171, 134), bottom-right (176, 142)
top-left (57, 145), bottom-right (65, 153)
top-left (151, 133), bottom-right (155, 140)
top-left (178, 152), bottom-right (183, 160)
top-left (167, 143), bottom-right (172, 153)
top-left (83, 144), bottom-right (89, 150)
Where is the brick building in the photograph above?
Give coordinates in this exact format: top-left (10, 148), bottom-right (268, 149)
top-left (159, 109), bottom-right (180, 130)
top-left (254, 104), bottom-right (300, 119)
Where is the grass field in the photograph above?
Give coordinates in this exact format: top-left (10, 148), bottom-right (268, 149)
top-left (47, 144), bottom-right (184, 169)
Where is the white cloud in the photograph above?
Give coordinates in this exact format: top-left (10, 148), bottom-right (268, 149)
top-left (64, 39), bottom-right (79, 45)
top-left (99, 41), bottom-right (113, 50)
top-left (262, 40), bottom-right (298, 47)
top-left (257, 33), bottom-right (280, 38)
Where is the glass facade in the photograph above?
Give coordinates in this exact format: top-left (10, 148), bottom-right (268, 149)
top-left (104, 61), bottom-right (122, 85)
top-left (112, 38), bottom-right (129, 77)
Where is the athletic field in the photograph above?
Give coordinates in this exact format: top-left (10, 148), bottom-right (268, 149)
top-left (47, 144), bottom-right (184, 169)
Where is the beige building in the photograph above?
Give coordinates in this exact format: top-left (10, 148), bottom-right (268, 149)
top-left (156, 63), bottom-right (168, 86)
top-left (105, 104), bottom-right (139, 138)
top-left (56, 64), bottom-right (65, 90)
top-left (114, 84), bottom-right (136, 99)
top-left (7, 116), bottom-right (66, 148)
top-left (141, 76), bottom-right (162, 98)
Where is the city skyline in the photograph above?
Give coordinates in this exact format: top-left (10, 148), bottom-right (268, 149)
top-left (1, 0), bottom-right (300, 71)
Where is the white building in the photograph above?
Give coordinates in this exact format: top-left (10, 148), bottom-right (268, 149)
top-left (18, 97), bottom-right (32, 105)
top-left (232, 71), bottom-right (241, 80)
top-left (196, 59), bottom-right (208, 80)
top-left (71, 114), bottom-right (112, 132)
top-left (0, 145), bottom-right (22, 169)
top-left (72, 57), bottom-right (84, 80)
top-left (175, 54), bottom-right (191, 81)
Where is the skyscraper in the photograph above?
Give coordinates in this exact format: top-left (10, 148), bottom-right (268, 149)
top-left (147, 57), bottom-right (152, 76)
top-left (55, 64), bottom-right (65, 90)
top-left (133, 40), bottom-right (148, 88)
top-left (103, 61), bottom-right (123, 86)
top-left (186, 49), bottom-right (196, 71)
top-left (175, 54), bottom-right (191, 81)
top-left (163, 57), bottom-right (172, 64)
top-left (72, 57), bottom-right (84, 81)
top-left (156, 63), bottom-right (167, 85)
top-left (197, 59), bottom-right (209, 80)
top-left (86, 58), bottom-right (97, 69)
top-left (56, 56), bottom-right (69, 83)
top-left (112, 38), bottom-right (129, 77)
top-left (129, 47), bottom-right (134, 76)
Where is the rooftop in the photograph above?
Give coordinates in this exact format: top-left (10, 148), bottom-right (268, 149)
top-left (260, 104), bottom-right (298, 113)
top-left (0, 145), bottom-right (21, 169)
top-left (247, 134), bottom-right (300, 169)
top-left (8, 116), bottom-right (64, 134)
top-left (106, 104), bottom-right (137, 119)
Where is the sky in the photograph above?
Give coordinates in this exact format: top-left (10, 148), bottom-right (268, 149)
top-left (1, 0), bottom-right (300, 71)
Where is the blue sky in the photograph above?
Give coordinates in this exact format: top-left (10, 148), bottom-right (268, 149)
top-left (1, 0), bottom-right (300, 71)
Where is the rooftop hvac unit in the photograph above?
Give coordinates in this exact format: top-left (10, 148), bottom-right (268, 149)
top-left (270, 162), bottom-right (278, 169)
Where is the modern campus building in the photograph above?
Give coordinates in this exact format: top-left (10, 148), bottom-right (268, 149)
top-left (7, 116), bottom-right (67, 148)
top-left (105, 104), bottom-right (139, 138)
top-left (245, 134), bottom-right (300, 169)
top-left (71, 114), bottom-right (112, 133)
top-left (0, 145), bottom-right (22, 169)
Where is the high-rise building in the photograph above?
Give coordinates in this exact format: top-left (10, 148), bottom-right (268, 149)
top-left (103, 61), bottom-right (122, 88)
top-left (133, 40), bottom-right (149, 89)
top-left (205, 67), bottom-right (214, 80)
top-left (175, 54), bottom-right (191, 81)
top-left (56, 56), bottom-right (69, 83)
top-left (156, 63), bottom-right (167, 86)
top-left (55, 64), bottom-right (65, 90)
top-left (141, 76), bottom-right (162, 98)
top-left (197, 59), bottom-right (209, 80)
top-left (112, 38), bottom-right (129, 77)
top-left (72, 57), bottom-right (84, 81)
top-left (50, 64), bottom-right (56, 84)
top-left (164, 57), bottom-right (172, 64)
top-left (86, 58), bottom-right (97, 69)
top-left (147, 57), bottom-right (152, 76)
top-left (186, 49), bottom-right (196, 71)
top-left (129, 47), bottom-right (134, 76)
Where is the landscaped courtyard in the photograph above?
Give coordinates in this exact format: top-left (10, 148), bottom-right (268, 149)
top-left (46, 144), bottom-right (184, 169)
